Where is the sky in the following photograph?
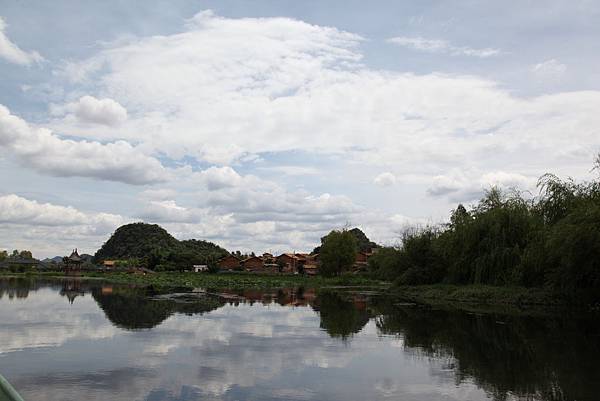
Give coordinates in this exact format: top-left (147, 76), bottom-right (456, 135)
top-left (1, 0), bottom-right (599, 258)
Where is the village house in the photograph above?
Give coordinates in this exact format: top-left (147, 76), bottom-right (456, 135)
top-left (193, 264), bottom-right (208, 273)
top-left (353, 250), bottom-right (375, 272)
top-left (242, 256), bottom-right (264, 272)
top-left (262, 253), bottom-right (275, 263)
top-left (218, 255), bottom-right (241, 271)
top-left (276, 253), bottom-right (302, 273)
top-left (103, 260), bottom-right (116, 269)
top-left (303, 253), bottom-right (319, 275)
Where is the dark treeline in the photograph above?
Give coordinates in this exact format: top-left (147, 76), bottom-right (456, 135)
top-left (368, 156), bottom-right (600, 300)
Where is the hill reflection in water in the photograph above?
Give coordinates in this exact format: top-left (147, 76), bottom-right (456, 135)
top-left (0, 277), bottom-right (598, 401)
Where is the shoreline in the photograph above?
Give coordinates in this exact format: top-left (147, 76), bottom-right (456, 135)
top-left (2, 271), bottom-right (595, 312)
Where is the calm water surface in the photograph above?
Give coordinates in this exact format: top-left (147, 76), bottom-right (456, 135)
top-left (0, 278), bottom-right (598, 401)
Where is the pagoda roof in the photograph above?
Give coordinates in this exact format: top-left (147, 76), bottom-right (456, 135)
top-left (68, 249), bottom-right (82, 262)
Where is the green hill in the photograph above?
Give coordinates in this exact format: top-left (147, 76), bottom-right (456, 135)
top-left (94, 222), bottom-right (228, 271)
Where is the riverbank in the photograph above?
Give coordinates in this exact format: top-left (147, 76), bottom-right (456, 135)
top-left (0, 271), bottom-right (390, 290)
top-left (389, 283), bottom-right (570, 308)
top-left (3, 271), bottom-right (592, 310)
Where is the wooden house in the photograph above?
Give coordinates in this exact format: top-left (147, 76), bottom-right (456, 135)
top-left (355, 252), bottom-right (369, 264)
top-left (276, 253), bottom-right (302, 273)
top-left (218, 255), bottom-right (241, 271)
top-left (353, 251), bottom-right (372, 271)
top-left (242, 256), bottom-right (264, 272)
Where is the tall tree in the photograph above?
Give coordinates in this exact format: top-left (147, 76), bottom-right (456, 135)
top-left (318, 229), bottom-right (357, 277)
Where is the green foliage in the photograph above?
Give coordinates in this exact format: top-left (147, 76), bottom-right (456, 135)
top-left (368, 228), bottom-right (446, 284)
top-left (0, 250), bottom-right (7, 261)
top-left (545, 205), bottom-right (600, 298)
top-left (314, 227), bottom-right (378, 254)
top-left (396, 228), bottom-right (446, 285)
top-left (94, 223), bottom-right (228, 271)
top-left (94, 223), bottom-right (179, 261)
top-left (19, 250), bottom-right (32, 259)
top-left (443, 189), bottom-right (536, 285)
top-left (367, 247), bottom-right (403, 280)
top-left (318, 229), bottom-right (358, 277)
top-left (369, 154), bottom-right (600, 299)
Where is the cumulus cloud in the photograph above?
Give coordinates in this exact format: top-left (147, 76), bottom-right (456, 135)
top-left (0, 16), bottom-right (43, 65)
top-left (52, 95), bottom-right (128, 126)
top-left (374, 172), bottom-right (396, 187)
top-left (133, 165), bottom-right (374, 252)
top-left (51, 11), bottom-right (600, 178)
top-left (139, 200), bottom-right (207, 224)
top-left (195, 166), bottom-right (244, 190)
top-left (0, 104), bottom-right (168, 185)
top-left (387, 36), bottom-right (501, 58)
top-left (7, 11), bottom-right (600, 255)
top-left (0, 194), bottom-right (124, 228)
top-left (0, 194), bottom-right (126, 256)
top-left (427, 170), bottom-right (537, 202)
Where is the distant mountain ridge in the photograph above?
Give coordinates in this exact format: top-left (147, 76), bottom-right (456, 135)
top-left (42, 256), bottom-right (64, 263)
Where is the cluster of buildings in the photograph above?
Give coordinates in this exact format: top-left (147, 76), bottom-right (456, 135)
top-left (217, 250), bottom-right (374, 275)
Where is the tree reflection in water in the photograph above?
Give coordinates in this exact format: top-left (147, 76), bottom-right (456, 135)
top-left (373, 299), bottom-right (600, 401)
top-left (312, 291), bottom-right (370, 339)
top-left (2, 277), bottom-right (599, 401)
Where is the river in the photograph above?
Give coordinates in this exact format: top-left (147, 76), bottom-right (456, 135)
top-left (0, 277), bottom-right (598, 401)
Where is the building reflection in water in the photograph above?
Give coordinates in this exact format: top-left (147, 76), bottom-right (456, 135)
top-left (1, 278), bottom-right (599, 401)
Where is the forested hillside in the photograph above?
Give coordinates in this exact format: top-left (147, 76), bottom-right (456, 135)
top-left (94, 223), bottom-right (228, 271)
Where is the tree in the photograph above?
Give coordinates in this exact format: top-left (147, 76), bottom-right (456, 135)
top-left (318, 229), bottom-right (357, 277)
top-left (313, 227), bottom-right (378, 254)
top-left (19, 250), bottom-right (33, 259)
top-left (0, 250), bottom-right (7, 261)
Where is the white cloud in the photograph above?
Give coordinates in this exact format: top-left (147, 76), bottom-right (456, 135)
top-left (51, 11), bottom-right (600, 179)
top-left (258, 165), bottom-right (320, 176)
top-left (427, 170), bottom-right (537, 202)
top-left (0, 194), bottom-right (123, 228)
top-left (374, 172), bottom-right (396, 187)
top-left (530, 59), bottom-right (567, 80)
top-left (0, 104), bottom-right (168, 185)
top-left (6, 11), bottom-right (600, 255)
top-left (195, 166), bottom-right (243, 190)
top-left (0, 16), bottom-right (43, 65)
top-left (387, 36), bottom-right (501, 58)
top-left (0, 194), bottom-right (126, 256)
top-left (139, 200), bottom-right (207, 224)
top-left (51, 95), bottom-right (128, 126)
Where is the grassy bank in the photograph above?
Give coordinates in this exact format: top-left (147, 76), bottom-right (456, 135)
top-left (3, 271), bottom-right (591, 310)
top-left (389, 283), bottom-right (568, 308)
top-left (0, 270), bottom-right (389, 290)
